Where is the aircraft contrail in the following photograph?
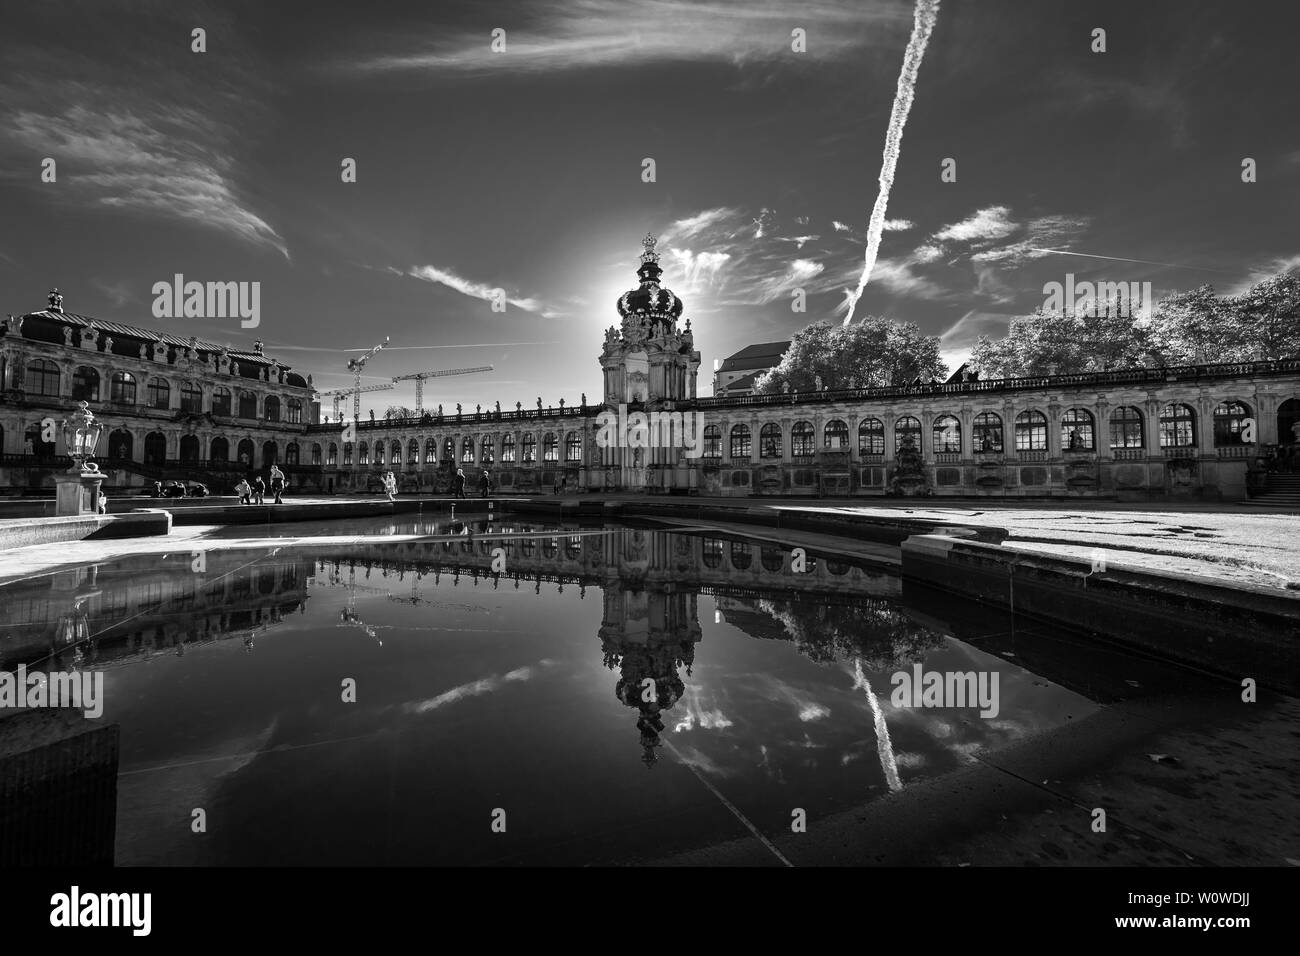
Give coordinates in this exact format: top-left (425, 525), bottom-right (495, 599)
top-left (1023, 248), bottom-right (1235, 274)
top-left (843, 0), bottom-right (942, 326)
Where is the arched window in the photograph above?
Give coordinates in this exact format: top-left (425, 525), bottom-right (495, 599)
top-left (262, 441), bottom-right (278, 468)
top-left (285, 442), bottom-right (300, 465)
top-left (1014, 410), bottom-right (1047, 451)
top-left (462, 436), bottom-right (476, 462)
top-left (729, 541), bottom-right (753, 571)
top-left (791, 421), bottom-right (815, 456)
top-left (72, 366), bottom-right (100, 402)
top-left (238, 390), bottom-right (257, 419)
top-left (179, 435), bottom-right (200, 462)
top-left (824, 419), bottom-right (849, 449)
top-left (758, 423), bottom-right (781, 458)
top-left (358, 442), bottom-right (370, 465)
top-left (521, 433), bottom-right (536, 463)
top-left (327, 443), bottom-right (338, 466)
top-left (1109, 406), bottom-right (1144, 448)
top-left (212, 386), bottom-right (232, 417)
top-left (542, 433), bottom-right (559, 462)
top-left (1213, 401), bottom-right (1252, 446)
top-left (110, 371), bottom-right (137, 404)
top-left (973, 412), bottom-right (1003, 453)
top-left (933, 415), bottom-right (961, 453)
top-left (391, 440), bottom-right (402, 464)
top-left (375, 442), bottom-right (386, 466)
top-left (1159, 403), bottom-right (1196, 447)
top-left (26, 359), bottom-right (60, 397)
top-left (207, 437), bottom-right (227, 462)
top-left (444, 436), bottom-right (456, 462)
top-left (237, 438), bottom-right (255, 466)
top-left (264, 396), bottom-right (281, 422)
top-left (144, 432), bottom-right (167, 464)
top-left (502, 433), bottom-right (516, 463)
top-left (482, 435), bottom-right (495, 465)
top-left (311, 443), bottom-right (322, 466)
top-left (343, 443), bottom-right (353, 466)
top-left (895, 416), bottom-right (921, 454)
top-left (859, 417), bottom-right (884, 455)
top-left (408, 439), bottom-right (419, 464)
top-left (180, 381), bottom-right (203, 414)
top-left (702, 424), bottom-right (721, 458)
top-left (287, 398), bottom-right (303, 424)
top-left (424, 439), bottom-right (436, 464)
top-left (761, 547), bottom-right (785, 572)
top-left (1061, 408), bottom-right (1095, 451)
top-left (147, 376), bottom-right (169, 410)
top-left (109, 429), bottom-right (133, 460)
top-left (565, 431), bottom-right (581, 462)
top-left (702, 539), bottom-right (723, 569)
top-left (729, 424), bottom-right (752, 458)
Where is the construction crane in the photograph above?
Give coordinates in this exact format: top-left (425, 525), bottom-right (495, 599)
top-left (317, 382), bottom-right (395, 420)
top-left (391, 366), bottom-right (494, 414)
top-left (341, 337), bottom-right (390, 422)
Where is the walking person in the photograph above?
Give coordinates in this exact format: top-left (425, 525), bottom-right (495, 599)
top-left (384, 470), bottom-right (397, 502)
top-left (479, 470), bottom-right (491, 498)
top-left (454, 468), bottom-right (466, 499)
top-left (98, 492), bottom-right (108, 515)
top-left (253, 475), bottom-right (265, 505)
top-left (235, 478), bottom-right (251, 504)
top-left (270, 464), bottom-right (286, 505)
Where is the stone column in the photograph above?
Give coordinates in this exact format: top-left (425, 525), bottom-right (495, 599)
top-left (1144, 396), bottom-right (1163, 455)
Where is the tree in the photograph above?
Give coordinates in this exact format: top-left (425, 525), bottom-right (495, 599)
top-left (1226, 273), bottom-right (1300, 360)
top-left (754, 317), bottom-right (947, 393)
top-left (1147, 285), bottom-right (1228, 365)
top-left (385, 405), bottom-right (419, 420)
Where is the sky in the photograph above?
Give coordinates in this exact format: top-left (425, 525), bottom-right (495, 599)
top-left (1, 0), bottom-right (1297, 413)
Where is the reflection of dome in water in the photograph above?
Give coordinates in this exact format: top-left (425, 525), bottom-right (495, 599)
top-left (606, 639), bottom-right (694, 768)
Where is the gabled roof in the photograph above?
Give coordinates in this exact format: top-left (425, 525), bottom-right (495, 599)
top-left (718, 340), bottom-right (790, 372)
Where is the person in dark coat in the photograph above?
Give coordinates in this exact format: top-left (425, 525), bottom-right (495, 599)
top-left (479, 470), bottom-right (491, 498)
top-left (453, 468), bottom-right (466, 499)
top-left (253, 476), bottom-right (266, 505)
top-left (269, 465), bottom-right (286, 504)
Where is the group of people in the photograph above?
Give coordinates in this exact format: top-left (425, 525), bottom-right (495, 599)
top-left (447, 468), bottom-right (492, 499)
top-left (151, 480), bottom-right (209, 499)
top-left (1262, 443), bottom-right (1300, 474)
top-left (234, 465), bottom-right (287, 505)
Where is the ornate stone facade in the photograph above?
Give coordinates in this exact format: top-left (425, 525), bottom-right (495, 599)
top-left (0, 291), bottom-right (319, 492)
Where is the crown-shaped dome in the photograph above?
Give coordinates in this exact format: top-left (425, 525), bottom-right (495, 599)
top-left (616, 233), bottom-right (684, 325)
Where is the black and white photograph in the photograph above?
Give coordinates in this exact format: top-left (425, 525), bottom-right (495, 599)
top-left (0, 0), bottom-right (1296, 936)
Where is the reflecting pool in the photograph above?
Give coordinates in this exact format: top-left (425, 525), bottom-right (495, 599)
top-left (0, 523), bottom-right (1230, 865)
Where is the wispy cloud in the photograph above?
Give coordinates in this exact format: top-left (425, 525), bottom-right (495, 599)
top-left (0, 11), bottom-right (287, 259)
top-left (4, 105), bottom-right (288, 258)
top-left (398, 264), bottom-right (555, 315)
top-left (350, 0), bottom-right (908, 75)
top-left (934, 205), bottom-right (1019, 243)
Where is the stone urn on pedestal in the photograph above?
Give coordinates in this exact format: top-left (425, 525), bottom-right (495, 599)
top-left (54, 401), bottom-right (106, 517)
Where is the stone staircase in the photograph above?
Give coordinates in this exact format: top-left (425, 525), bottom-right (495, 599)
top-left (1245, 474), bottom-right (1300, 509)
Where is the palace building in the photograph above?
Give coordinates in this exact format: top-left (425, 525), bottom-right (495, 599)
top-left (1, 289), bottom-right (319, 494)
top-left (3, 239), bottom-right (1299, 500)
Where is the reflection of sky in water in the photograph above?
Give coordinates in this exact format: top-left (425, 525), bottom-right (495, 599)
top-left (2, 529), bottom-right (1100, 865)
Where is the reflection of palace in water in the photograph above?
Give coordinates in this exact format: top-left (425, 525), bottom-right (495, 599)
top-left (0, 525), bottom-right (939, 763)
